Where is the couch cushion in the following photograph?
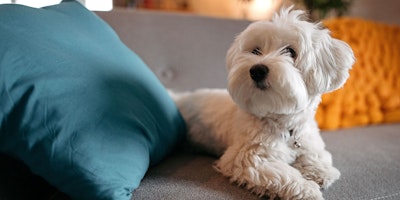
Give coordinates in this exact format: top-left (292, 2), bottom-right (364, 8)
top-left (132, 124), bottom-right (400, 200)
top-left (0, 1), bottom-right (185, 199)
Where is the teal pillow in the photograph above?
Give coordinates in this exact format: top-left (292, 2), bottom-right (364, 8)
top-left (0, 1), bottom-right (185, 199)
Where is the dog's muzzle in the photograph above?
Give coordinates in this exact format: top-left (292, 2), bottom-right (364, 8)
top-left (250, 64), bottom-right (269, 90)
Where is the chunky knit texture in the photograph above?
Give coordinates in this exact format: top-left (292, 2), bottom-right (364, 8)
top-left (316, 18), bottom-right (400, 130)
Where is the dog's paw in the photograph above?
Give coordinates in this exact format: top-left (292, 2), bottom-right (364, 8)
top-left (317, 166), bottom-right (340, 189)
top-left (300, 180), bottom-right (324, 200)
top-left (283, 180), bottom-right (324, 200)
top-left (301, 165), bottom-right (340, 189)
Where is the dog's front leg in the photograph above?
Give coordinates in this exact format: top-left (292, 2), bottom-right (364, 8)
top-left (214, 144), bottom-right (324, 200)
top-left (292, 147), bottom-right (340, 189)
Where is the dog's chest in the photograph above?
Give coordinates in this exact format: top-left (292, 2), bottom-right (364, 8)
top-left (250, 122), bottom-right (302, 162)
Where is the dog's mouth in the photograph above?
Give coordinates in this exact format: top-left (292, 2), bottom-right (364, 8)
top-left (254, 81), bottom-right (270, 90)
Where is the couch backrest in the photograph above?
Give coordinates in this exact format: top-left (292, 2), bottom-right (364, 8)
top-left (97, 9), bottom-right (250, 91)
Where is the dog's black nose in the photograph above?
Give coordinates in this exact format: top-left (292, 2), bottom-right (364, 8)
top-left (250, 64), bottom-right (269, 82)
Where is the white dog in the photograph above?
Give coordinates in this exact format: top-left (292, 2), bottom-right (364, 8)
top-left (172, 7), bottom-right (354, 200)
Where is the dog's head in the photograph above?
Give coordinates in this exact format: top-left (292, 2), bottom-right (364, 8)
top-left (226, 7), bottom-right (355, 117)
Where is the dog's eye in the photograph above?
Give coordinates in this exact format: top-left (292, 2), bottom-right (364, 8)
top-left (251, 47), bottom-right (263, 56)
top-left (282, 47), bottom-right (297, 59)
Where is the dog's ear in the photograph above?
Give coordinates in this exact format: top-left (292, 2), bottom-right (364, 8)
top-left (226, 37), bottom-right (241, 71)
top-left (308, 37), bottom-right (355, 94)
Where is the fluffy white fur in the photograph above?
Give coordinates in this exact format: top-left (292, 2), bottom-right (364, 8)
top-left (172, 7), bottom-right (354, 200)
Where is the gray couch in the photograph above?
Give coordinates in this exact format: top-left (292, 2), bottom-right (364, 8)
top-left (96, 9), bottom-right (400, 200)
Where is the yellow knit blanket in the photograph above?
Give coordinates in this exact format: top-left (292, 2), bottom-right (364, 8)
top-left (316, 18), bottom-right (400, 130)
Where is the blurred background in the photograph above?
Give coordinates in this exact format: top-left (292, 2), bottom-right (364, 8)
top-left (1, 0), bottom-right (399, 25)
top-left (114, 0), bottom-right (400, 24)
